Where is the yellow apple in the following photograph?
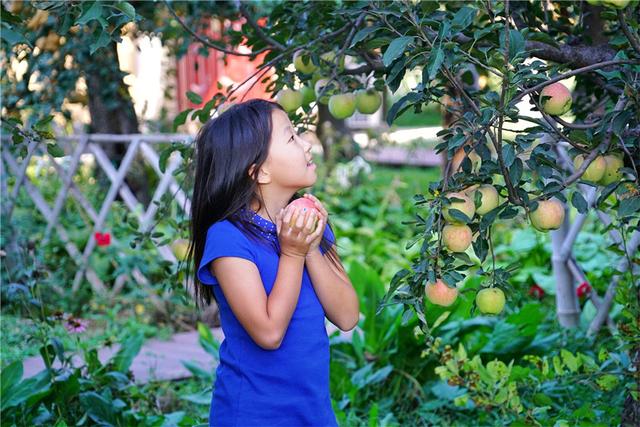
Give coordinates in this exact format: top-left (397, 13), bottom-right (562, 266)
top-left (473, 184), bottom-right (499, 215)
top-left (355, 89), bottom-right (382, 114)
top-left (328, 93), bottom-right (356, 119)
top-left (476, 287), bottom-right (506, 315)
top-left (293, 50), bottom-right (317, 74)
top-left (529, 198), bottom-right (565, 232)
top-left (573, 154), bottom-right (606, 183)
top-left (442, 192), bottom-right (475, 224)
top-left (599, 154), bottom-right (624, 186)
top-left (276, 89), bottom-right (303, 113)
top-left (171, 239), bottom-right (190, 261)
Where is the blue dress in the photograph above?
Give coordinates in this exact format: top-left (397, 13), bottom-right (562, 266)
top-left (197, 208), bottom-right (339, 427)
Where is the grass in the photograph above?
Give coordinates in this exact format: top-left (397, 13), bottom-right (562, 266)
top-left (369, 164), bottom-right (441, 198)
top-left (391, 102), bottom-right (442, 128)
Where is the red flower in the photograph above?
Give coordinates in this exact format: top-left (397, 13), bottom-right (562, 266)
top-left (528, 284), bottom-right (545, 299)
top-left (95, 232), bottom-right (111, 247)
top-left (576, 281), bottom-right (592, 299)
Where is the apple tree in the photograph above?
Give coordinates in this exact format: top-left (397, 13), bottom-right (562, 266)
top-left (163, 0), bottom-right (640, 335)
top-left (180, 0), bottom-right (639, 418)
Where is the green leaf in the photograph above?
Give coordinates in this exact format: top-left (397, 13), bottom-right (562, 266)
top-left (571, 191), bottom-right (588, 214)
top-left (77, 1), bottom-right (103, 25)
top-left (350, 26), bottom-right (380, 48)
top-left (158, 147), bottom-right (173, 174)
top-left (47, 143), bottom-right (65, 158)
top-left (502, 144), bottom-right (515, 167)
top-left (386, 56), bottom-right (407, 92)
top-left (197, 322), bottom-right (220, 359)
top-left (383, 36), bottom-right (413, 67)
top-left (448, 209), bottom-right (471, 224)
top-left (500, 29), bottom-right (525, 62)
top-left (480, 206), bottom-right (501, 231)
top-left (425, 47), bottom-right (444, 81)
top-left (186, 91), bottom-right (203, 105)
top-left (386, 92), bottom-right (422, 126)
top-left (79, 391), bottom-right (118, 426)
top-left (0, 26), bottom-right (28, 46)
top-left (451, 7), bottom-right (477, 31)
top-left (111, 332), bottom-right (144, 373)
top-left (181, 360), bottom-right (213, 382)
top-left (612, 111), bottom-right (632, 136)
top-left (596, 374), bottom-right (619, 391)
top-left (618, 196), bottom-right (640, 217)
top-left (1, 368), bottom-right (51, 411)
top-left (508, 158), bottom-right (523, 184)
top-left (596, 181), bottom-right (619, 207)
top-left (378, 269), bottom-right (410, 315)
top-left (533, 392), bottom-right (553, 406)
top-left (89, 30), bottom-right (111, 55)
top-left (173, 109), bottom-right (192, 131)
top-left (561, 349), bottom-right (579, 372)
top-left (115, 1), bottom-right (136, 21)
top-left (1, 360), bottom-right (23, 399)
top-left (528, 32), bottom-right (559, 48)
top-left (34, 115), bottom-right (54, 131)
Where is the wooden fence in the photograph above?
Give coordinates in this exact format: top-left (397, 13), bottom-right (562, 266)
top-left (1, 134), bottom-right (194, 310)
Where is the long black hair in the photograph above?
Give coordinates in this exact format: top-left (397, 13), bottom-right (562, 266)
top-left (185, 98), bottom-right (345, 309)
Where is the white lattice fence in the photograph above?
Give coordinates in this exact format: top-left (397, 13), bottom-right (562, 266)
top-left (1, 133), bottom-right (194, 306)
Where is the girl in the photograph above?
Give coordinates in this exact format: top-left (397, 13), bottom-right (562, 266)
top-left (187, 98), bottom-right (360, 427)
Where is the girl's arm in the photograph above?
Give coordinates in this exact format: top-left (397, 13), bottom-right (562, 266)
top-left (305, 248), bottom-right (359, 331)
top-left (212, 207), bottom-right (318, 351)
top-left (213, 254), bottom-right (306, 350)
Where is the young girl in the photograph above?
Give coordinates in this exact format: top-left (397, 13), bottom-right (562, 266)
top-left (188, 98), bottom-right (360, 426)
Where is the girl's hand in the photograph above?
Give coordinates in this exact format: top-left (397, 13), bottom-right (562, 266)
top-left (275, 205), bottom-right (322, 259)
top-left (303, 193), bottom-right (328, 252)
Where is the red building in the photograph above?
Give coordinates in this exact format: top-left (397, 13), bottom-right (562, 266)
top-left (176, 17), bottom-right (274, 112)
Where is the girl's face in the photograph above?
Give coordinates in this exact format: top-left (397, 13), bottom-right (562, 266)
top-left (261, 109), bottom-right (317, 189)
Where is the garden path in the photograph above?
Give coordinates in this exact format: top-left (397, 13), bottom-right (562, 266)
top-left (20, 323), bottom-right (354, 384)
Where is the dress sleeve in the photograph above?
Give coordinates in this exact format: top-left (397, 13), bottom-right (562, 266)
top-left (319, 222), bottom-right (337, 256)
top-left (197, 222), bottom-right (257, 286)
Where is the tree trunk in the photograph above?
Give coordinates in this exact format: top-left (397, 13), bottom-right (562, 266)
top-left (85, 42), bottom-right (152, 207)
top-left (550, 210), bottom-right (580, 328)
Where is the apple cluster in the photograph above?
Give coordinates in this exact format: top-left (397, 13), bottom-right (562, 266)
top-left (425, 183), bottom-right (505, 315)
top-left (275, 49), bottom-right (383, 120)
top-left (525, 78), bottom-right (625, 231)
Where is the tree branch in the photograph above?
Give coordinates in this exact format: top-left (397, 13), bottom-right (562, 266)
top-left (238, 3), bottom-right (285, 52)
top-left (551, 115), bottom-right (602, 130)
top-left (422, 23), bottom-right (619, 68)
top-left (618, 9), bottom-right (640, 57)
top-left (526, 41), bottom-right (618, 68)
top-left (165, 1), bottom-right (269, 57)
top-left (514, 60), bottom-right (637, 107)
top-left (588, 230), bottom-right (640, 335)
top-left (566, 257), bottom-right (617, 332)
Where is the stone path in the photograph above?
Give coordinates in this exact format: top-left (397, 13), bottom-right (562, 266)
top-left (20, 323), bottom-right (354, 384)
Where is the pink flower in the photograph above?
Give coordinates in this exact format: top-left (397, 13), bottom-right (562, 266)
top-left (64, 317), bottom-right (89, 334)
top-left (528, 284), bottom-right (545, 299)
top-left (95, 232), bottom-right (111, 247)
top-left (576, 281), bottom-right (592, 299)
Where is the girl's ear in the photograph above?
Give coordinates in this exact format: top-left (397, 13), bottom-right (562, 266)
top-left (248, 163), bottom-right (271, 185)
